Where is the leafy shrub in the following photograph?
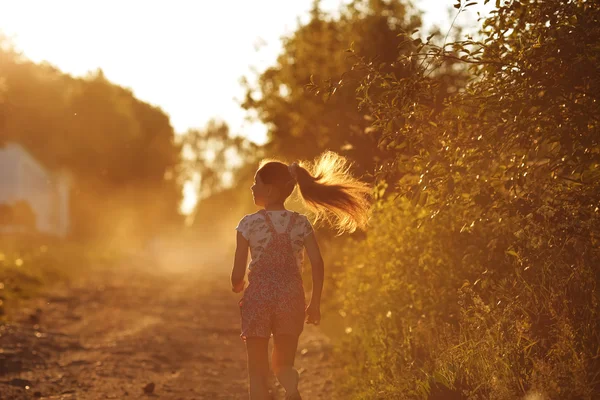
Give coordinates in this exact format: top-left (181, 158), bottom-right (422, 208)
top-left (328, 1), bottom-right (600, 398)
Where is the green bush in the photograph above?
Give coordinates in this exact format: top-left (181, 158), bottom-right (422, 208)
top-left (335, 188), bottom-right (598, 399)
top-left (325, 1), bottom-right (600, 398)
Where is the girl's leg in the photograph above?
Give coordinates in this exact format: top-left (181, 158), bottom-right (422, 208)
top-left (272, 334), bottom-right (301, 398)
top-left (245, 337), bottom-right (271, 400)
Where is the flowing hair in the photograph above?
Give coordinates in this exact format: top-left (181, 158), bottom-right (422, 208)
top-left (257, 151), bottom-right (371, 234)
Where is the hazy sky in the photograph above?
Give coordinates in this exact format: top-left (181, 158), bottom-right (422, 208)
top-left (0, 0), bottom-right (490, 145)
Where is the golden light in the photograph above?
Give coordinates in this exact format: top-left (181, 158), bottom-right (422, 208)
top-left (180, 174), bottom-right (200, 216)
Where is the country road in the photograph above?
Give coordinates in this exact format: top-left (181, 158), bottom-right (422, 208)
top-left (0, 262), bottom-right (338, 400)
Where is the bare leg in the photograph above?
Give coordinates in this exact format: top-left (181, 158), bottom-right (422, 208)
top-left (245, 337), bottom-right (271, 400)
top-left (272, 334), bottom-right (301, 398)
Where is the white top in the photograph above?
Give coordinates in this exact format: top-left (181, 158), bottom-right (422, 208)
top-left (235, 210), bottom-right (314, 271)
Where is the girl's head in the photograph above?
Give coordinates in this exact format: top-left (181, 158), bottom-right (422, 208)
top-left (252, 151), bottom-right (371, 234)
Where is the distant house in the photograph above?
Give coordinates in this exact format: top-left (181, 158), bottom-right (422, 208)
top-left (0, 143), bottom-right (71, 238)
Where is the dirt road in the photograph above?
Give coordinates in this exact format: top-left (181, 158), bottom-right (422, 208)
top-left (0, 263), bottom-right (338, 400)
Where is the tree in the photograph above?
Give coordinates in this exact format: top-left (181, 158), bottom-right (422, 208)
top-left (180, 120), bottom-right (259, 201)
top-left (333, 0), bottom-right (600, 397)
top-left (242, 0), bottom-right (437, 176)
top-left (0, 43), bottom-right (183, 239)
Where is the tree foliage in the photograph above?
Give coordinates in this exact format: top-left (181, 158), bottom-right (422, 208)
top-left (326, 0), bottom-right (600, 398)
top-left (0, 40), bottom-right (183, 240)
top-left (180, 120), bottom-right (259, 200)
top-left (242, 0), bottom-right (443, 175)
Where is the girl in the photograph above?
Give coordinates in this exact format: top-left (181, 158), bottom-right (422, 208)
top-left (230, 151), bottom-right (370, 400)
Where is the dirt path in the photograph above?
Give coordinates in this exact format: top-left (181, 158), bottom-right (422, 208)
top-left (0, 263), bottom-right (339, 400)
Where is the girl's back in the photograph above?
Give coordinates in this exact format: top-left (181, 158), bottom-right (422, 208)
top-left (236, 210), bottom-right (313, 274)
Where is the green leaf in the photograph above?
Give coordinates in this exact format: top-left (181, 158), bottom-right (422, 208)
top-left (411, 187), bottom-right (421, 207)
top-left (387, 119), bottom-right (395, 132)
top-left (506, 250), bottom-right (519, 258)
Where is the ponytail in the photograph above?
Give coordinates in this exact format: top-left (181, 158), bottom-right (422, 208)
top-left (293, 151), bottom-right (371, 234)
top-left (257, 151), bottom-right (371, 234)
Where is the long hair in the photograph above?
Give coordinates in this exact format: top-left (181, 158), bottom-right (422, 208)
top-left (257, 151), bottom-right (371, 234)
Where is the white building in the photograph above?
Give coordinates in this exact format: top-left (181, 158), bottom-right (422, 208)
top-left (0, 143), bottom-right (71, 237)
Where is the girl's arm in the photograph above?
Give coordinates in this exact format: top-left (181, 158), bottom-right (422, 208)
top-left (231, 231), bottom-right (249, 293)
top-left (304, 231), bottom-right (324, 311)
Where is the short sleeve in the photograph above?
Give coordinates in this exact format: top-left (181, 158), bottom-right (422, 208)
top-left (301, 216), bottom-right (314, 238)
top-left (235, 215), bottom-right (249, 240)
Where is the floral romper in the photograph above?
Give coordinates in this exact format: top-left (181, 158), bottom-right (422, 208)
top-left (238, 210), bottom-right (308, 341)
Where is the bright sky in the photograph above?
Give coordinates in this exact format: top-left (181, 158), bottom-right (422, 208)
top-left (0, 0), bottom-right (491, 214)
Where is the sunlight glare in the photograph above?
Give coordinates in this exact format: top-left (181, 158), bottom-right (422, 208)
top-left (180, 175), bottom-right (200, 216)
